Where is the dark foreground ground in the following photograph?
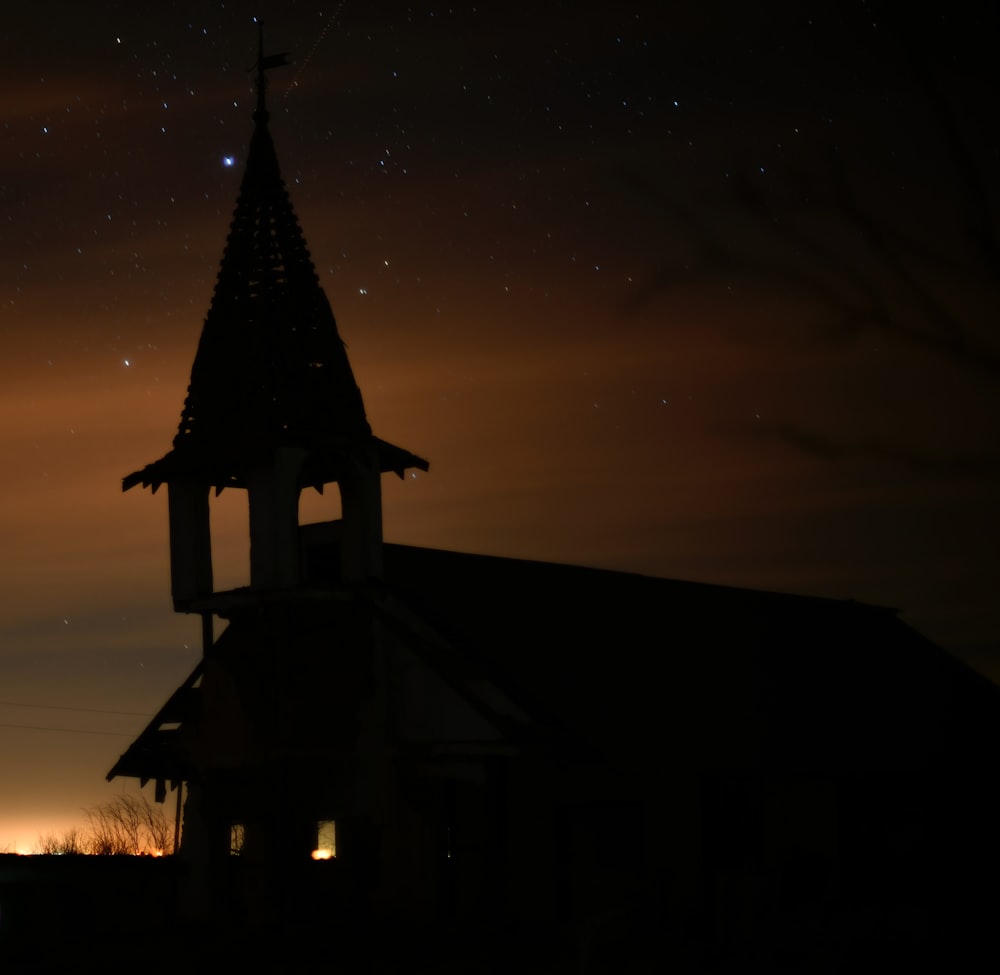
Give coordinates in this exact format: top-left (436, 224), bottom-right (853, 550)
top-left (0, 855), bottom-right (590, 974)
top-left (2, 854), bottom-right (994, 973)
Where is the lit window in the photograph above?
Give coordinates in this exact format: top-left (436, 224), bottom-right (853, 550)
top-left (230, 823), bottom-right (246, 857)
top-left (312, 820), bottom-right (336, 860)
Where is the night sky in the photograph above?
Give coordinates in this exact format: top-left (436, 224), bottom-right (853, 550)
top-left (1, 2), bottom-right (998, 849)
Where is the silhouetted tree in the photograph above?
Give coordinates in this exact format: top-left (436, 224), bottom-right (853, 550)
top-left (84, 794), bottom-right (173, 855)
top-left (35, 826), bottom-right (84, 855)
top-left (34, 795), bottom-right (174, 856)
top-left (630, 5), bottom-right (999, 472)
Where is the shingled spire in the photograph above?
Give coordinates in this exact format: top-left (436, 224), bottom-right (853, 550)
top-left (126, 32), bottom-right (426, 493)
top-left (172, 34), bottom-right (368, 463)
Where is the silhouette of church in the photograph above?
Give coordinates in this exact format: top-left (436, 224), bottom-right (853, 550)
top-left (109, 39), bottom-right (1000, 966)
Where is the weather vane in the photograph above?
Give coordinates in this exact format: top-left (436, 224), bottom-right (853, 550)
top-left (252, 24), bottom-right (292, 122)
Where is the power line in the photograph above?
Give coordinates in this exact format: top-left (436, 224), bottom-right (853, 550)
top-left (0, 722), bottom-right (136, 738)
top-left (0, 700), bottom-right (151, 718)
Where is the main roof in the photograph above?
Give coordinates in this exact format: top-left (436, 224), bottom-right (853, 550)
top-left (124, 41), bottom-right (427, 492)
top-left (108, 543), bottom-right (1000, 788)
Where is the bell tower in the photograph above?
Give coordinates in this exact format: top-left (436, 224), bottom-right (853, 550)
top-left (124, 34), bottom-right (427, 624)
top-left (113, 36), bottom-right (430, 913)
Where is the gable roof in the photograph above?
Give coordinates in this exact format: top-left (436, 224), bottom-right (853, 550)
top-left (377, 545), bottom-right (1000, 772)
top-left (109, 544), bottom-right (1000, 789)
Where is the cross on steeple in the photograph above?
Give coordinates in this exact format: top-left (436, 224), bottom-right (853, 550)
top-left (252, 25), bottom-right (291, 124)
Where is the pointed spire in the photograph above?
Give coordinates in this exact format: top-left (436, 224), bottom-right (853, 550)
top-left (169, 29), bottom-right (371, 465)
top-left (124, 34), bottom-right (428, 493)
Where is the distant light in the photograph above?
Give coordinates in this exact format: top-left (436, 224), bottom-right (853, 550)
top-left (124, 359), bottom-right (131, 367)
top-left (222, 155), bottom-right (235, 167)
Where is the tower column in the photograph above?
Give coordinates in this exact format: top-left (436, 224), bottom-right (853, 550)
top-left (167, 477), bottom-right (213, 609)
top-left (248, 447), bottom-right (308, 590)
top-left (339, 447), bottom-right (385, 583)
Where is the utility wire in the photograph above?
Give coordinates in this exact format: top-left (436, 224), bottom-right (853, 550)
top-left (0, 700), bottom-right (151, 718)
top-left (0, 722), bottom-right (136, 738)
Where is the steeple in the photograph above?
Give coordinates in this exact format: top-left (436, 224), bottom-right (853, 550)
top-left (125, 33), bottom-right (427, 605)
top-left (172, 34), bottom-right (369, 463)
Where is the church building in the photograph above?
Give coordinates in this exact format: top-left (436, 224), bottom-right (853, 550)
top-left (109, 39), bottom-right (1000, 968)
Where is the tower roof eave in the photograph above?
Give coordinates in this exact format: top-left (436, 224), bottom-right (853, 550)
top-left (123, 436), bottom-right (429, 493)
